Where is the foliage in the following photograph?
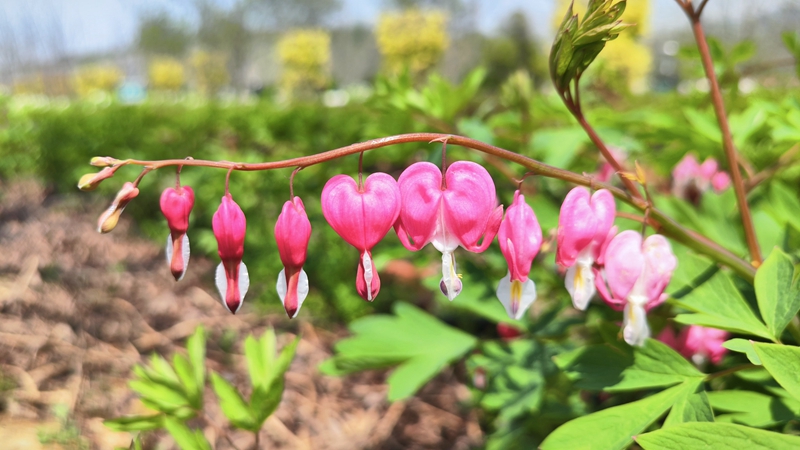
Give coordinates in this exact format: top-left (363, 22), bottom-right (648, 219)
top-left (190, 50), bottom-right (230, 95)
top-left (148, 57), bottom-right (186, 91)
top-left (277, 29), bottom-right (332, 92)
top-left (375, 8), bottom-right (449, 75)
top-left (137, 12), bottom-right (192, 57)
top-left (105, 326), bottom-right (298, 447)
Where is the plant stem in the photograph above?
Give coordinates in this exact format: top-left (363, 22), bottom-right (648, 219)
top-left (116, 132), bottom-right (756, 282)
top-left (679, 0), bottom-right (762, 265)
top-left (705, 363), bottom-right (756, 381)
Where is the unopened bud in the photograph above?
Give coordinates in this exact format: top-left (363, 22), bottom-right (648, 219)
top-left (90, 156), bottom-right (117, 167)
top-left (78, 167), bottom-right (117, 191)
top-left (97, 182), bottom-right (139, 233)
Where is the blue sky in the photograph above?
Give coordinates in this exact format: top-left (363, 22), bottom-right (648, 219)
top-left (0, 0), bottom-right (794, 57)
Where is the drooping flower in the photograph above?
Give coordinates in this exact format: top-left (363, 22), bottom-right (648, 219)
top-left (394, 161), bottom-right (503, 301)
top-left (97, 182), bottom-right (139, 233)
top-left (322, 173), bottom-right (401, 302)
top-left (672, 154), bottom-right (731, 200)
top-left (212, 194), bottom-right (249, 314)
top-left (496, 190), bottom-right (542, 319)
top-left (658, 325), bottom-right (729, 365)
top-left (556, 187), bottom-right (616, 310)
top-left (275, 196), bottom-right (312, 318)
top-left (160, 186), bottom-right (195, 281)
top-left (595, 231), bottom-right (677, 346)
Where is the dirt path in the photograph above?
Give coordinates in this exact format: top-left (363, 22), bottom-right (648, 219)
top-left (0, 180), bottom-right (482, 449)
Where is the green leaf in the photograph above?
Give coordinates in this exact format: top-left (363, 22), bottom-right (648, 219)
top-left (754, 248), bottom-right (800, 339)
top-left (707, 390), bottom-right (800, 427)
top-left (320, 302), bottom-right (477, 401)
top-left (607, 339), bottom-right (705, 392)
top-left (103, 414), bottom-right (163, 432)
top-left (664, 380), bottom-right (713, 427)
top-left (541, 382), bottom-right (694, 450)
top-left (683, 108), bottom-right (721, 144)
top-left (722, 339), bottom-right (762, 365)
top-left (210, 372), bottom-right (257, 431)
top-left (244, 334), bottom-right (268, 391)
top-left (674, 271), bottom-right (772, 340)
top-left (173, 354), bottom-right (201, 409)
top-left (187, 326), bottom-right (206, 390)
top-left (752, 342), bottom-right (800, 402)
top-left (636, 422), bottom-right (800, 449)
top-left (128, 379), bottom-right (190, 413)
top-left (251, 379), bottom-right (284, 426)
top-left (554, 344), bottom-right (632, 391)
top-left (163, 416), bottom-right (211, 450)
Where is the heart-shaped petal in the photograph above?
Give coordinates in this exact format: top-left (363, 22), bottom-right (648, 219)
top-left (556, 187), bottom-right (599, 267)
top-left (395, 162), bottom-right (443, 251)
top-left (603, 230), bottom-right (644, 302)
top-left (442, 161), bottom-right (500, 250)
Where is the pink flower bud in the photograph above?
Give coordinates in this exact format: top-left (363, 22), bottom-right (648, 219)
top-left (658, 325), bottom-right (729, 365)
top-left (275, 197), bottom-right (312, 318)
top-left (90, 156), bottom-right (117, 167)
top-left (97, 182), bottom-right (139, 233)
top-left (160, 186), bottom-right (195, 281)
top-left (596, 231), bottom-right (677, 346)
top-left (212, 194), bottom-right (249, 314)
top-left (394, 161), bottom-right (503, 301)
top-left (556, 187), bottom-right (616, 310)
top-left (322, 173), bottom-right (401, 302)
top-left (496, 190), bottom-right (542, 319)
top-left (78, 166), bottom-right (117, 191)
top-left (711, 171), bottom-right (731, 193)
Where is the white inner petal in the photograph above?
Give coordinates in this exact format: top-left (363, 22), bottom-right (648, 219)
top-left (276, 268), bottom-right (287, 301)
top-left (362, 252), bottom-right (374, 301)
top-left (237, 262), bottom-right (249, 314)
top-left (180, 233), bottom-right (190, 281)
top-left (565, 262), bottom-right (596, 311)
top-left (496, 272), bottom-right (537, 320)
top-left (431, 204), bottom-right (460, 253)
top-left (214, 261), bottom-right (249, 314)
top-left (165, 233), bottom-right (172, 265)
top-left (622, 297), bottom-right (650, 347)
top-left (214, 262), bottom-right (228, 311)
top-left (276, 269), bottom-right (310, 319)
top-left (440, 251), bottom-right (462, 301)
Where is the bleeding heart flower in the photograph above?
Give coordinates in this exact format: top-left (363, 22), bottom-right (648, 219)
top-left (212, 194), bottom-right (249, 314)
top-left (97, 182), bottom-right (139, 233)
top-left (496, 190), bottom-right (542, 319)
top-left (595, 231), bottom-right (677, 346)
top-left (275, 196), bottom-right (312, 318)
top-left (160, 186), bottom-right (195, 281)
top-left (394, 161), bottom-right (503, 301)
top-left (672, 154), bottom-right (731, 200)
top-left (322, 173), bottom-right (401, 302)
top-left (556, 187), bottom-right (616, 310)
top-left (658, 325), bottom-right (729, 365)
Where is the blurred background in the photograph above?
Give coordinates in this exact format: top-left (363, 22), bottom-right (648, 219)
top-left (1, 0), bottom-right (800, 448)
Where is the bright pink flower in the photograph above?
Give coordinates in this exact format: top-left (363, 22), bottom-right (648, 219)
top-left (595, 231), bottom-right (677, 346)
top-left (658, 326), bottom-right (729, 365)
top-left (711, 171), bottom-right (731, 193)
top-left (322, 173), bottom-right (401, 302)
top-left (160, 186), bottom-right (195, 281)
top-left (394, 161), bottom-right (503, 301)
top-left (496, 190), bottom-right (542, 319)
top-left (275, 197), bottom-right (312, 318)
top-left (672, 154), bottom-right (731, 199)
top-left (556, 187), bottom-right (616, 310)
top-left (212, 194), bottom-right (249, 314)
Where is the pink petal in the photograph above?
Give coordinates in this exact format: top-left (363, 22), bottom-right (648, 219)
top-left (356, 250), bottom-right (380, 302)
top-left (595, 225), bottom-right (617, 266)
top-left (212, 194), bottom-right (246, 262)
top-left (699, 158), bottom-right (719, 181)
top-left (498, 190), bottom-right (542, 281)
top-left (275, 197), bottom-right (312, 272)
top-left (442, 161), bottom-right (500, 250)
top-left (672, 154), bottom-right (700, 182)
top-left (160, 186), bottom-right (195, 235)
top-left (590, 189), bottom-right (616, 249)
top-left (593, 267), bottom-right (626, 311)
top-left (395, 162), bottom-right (443, 251)
top-left (557, 187), bottom-right (599, 267)
top-left (711, 171), bottom-right (731, 193)
top-left (603, 230), bottom-right (644, 301)
top-left (640, 234), bottom-right (677, 306)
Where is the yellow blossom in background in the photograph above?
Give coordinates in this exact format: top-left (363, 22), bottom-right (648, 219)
top-left (553, 0), bottom-right (652, 92)
top-left (12, 74), bottom-right (45, 96)
top-left (73, 65), bottom-right (124, 97)
top-left (190, 50), bottom-right (229, 96)
top-left (149, 57), bottom-right (186, 91)
top-left (277, 29), bottom-right (331, 92)
top-left (376, 9), bottom-right (448, 75)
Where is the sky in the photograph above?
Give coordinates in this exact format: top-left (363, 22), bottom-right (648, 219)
top-left (0, 0), bottom-right (796, 58)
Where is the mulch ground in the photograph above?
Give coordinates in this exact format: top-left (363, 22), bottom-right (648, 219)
top-left (0, 180), bottom-right (482, 449)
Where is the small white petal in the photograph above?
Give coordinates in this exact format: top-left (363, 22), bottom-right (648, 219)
top-left (165, 234), bottom-right (173, 265)
top-left (276, 268), bottom-right (287, 301)
top-left (180, 234), bottom-right (190, 280)
top-left (622, 300), bottom-right (650, 346)
top-left (362, 252), bottom-right (374, 301)
top-left (565, 263), bottom-right (596, 310)
top-left (275, 268), bottom-right (310, 319)
top-left (214, 261), bottom-right (249, 313)
top-left (496, 272), bottom-right (537, 320)
top-left (440, 252), bottom-right (462, 301)
top-left (215, 262), bottom-right (227, 311)
top-left (237, 262), bottom-right (249, 313)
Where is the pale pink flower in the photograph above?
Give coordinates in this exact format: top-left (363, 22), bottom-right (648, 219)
top-left (658, 325), bottom-right (729, 365)
top-left (275, 197), bottom-right (312, 318)
top-left (394, 161), bottom-right (503, 301)
top-left (160, 186), bottom-right (195, 281)
top-left (212, 194), bottom-right (249, 314)
top-left (711, 171), bottom-right (731, 193)
top-left (672, 154), bottom-right (731, 199)
top-left (496, 190), bottom-right (542, 319)
top-left (557, 187), bottom-right (616, 310)
top-left (322, 173), bottom-right (401, 302)
top-left (595, 231), bottom-right (677, 346)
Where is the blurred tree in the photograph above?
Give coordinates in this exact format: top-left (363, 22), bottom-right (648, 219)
top-left (482, 11), bottom-right (543, 87)
top-left (137, 12), bottom-right (192, 57)
top-left (376, 9), bottom-right (449, 76)
top-left (190, 50), bottom-right (230, 95)
top-left (277, 29), bottom-right (331, 95)
top-left (249, 0), bottom-right (342, 28)
top-left (73, 65), bottom-right (123, 97)
top-left (195, 1), bottom-right (249, 89)
top-left (149, 57), bottom-right (186, 91)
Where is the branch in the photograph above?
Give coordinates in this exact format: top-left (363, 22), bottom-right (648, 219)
top-left (112, 132), bottom-right (756, 282)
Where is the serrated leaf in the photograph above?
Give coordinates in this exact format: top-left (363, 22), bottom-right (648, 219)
top-left (707, 390), bottom-right (800, 428)
top-left (636, 422), bottom-right (800, 449)
top-left (554, 344), bottom-right (632, 391)
top-left (163, 416), bottom-right (211, 450)
top-left (722, 339), bottom-right (762, 365)
top-left (541, 382), bottom-right (694, 450)
top-left (128, 380), bottom-right (189, 413)
top-left (187, 326), bottom-right (206, 390)
top-left (251, 379), bottom-right (284, 426)
top-left (683, 108), bottom-right (722, 144)
top-left (664, 380), bottom-right (713, 427)
top-left (752, 342), bottom-right (800, 402)
top-left (103, 414), bottom-right (163, 432)
top-left (674, 271), bottom-right (772, 340)
top-left (754, 248), bottom-right (800, 339)
top-left (210, 372), bottom-right (257, 431)
top-left (173, 354), bottom-right (201, 409)
top-left (321, 302), bottom-right (477, 401)
top-left (244, 334), bottom-right (267, 391)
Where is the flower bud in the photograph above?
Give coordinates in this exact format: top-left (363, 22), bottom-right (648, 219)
top-left (78, 167), bottom-right (117, 191)
top-left (212, 194), bottom-right (249, 314)
top-left (97, 182), bottom-right (139, 233)
top-left (90, 156), bottom-right (117, 167)
top-left (275, 197), bottom-right (312, 318)
top-left (160, 186), bottom-right (195, 281)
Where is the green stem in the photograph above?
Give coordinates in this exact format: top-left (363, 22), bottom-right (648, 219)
top-left (705, 363), bottom-right (757, 381)
top-left (113, 132), bottom-right (756, 282)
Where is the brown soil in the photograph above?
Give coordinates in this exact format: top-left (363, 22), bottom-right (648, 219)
top-left (0, 180), bottom-right (482, 450)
